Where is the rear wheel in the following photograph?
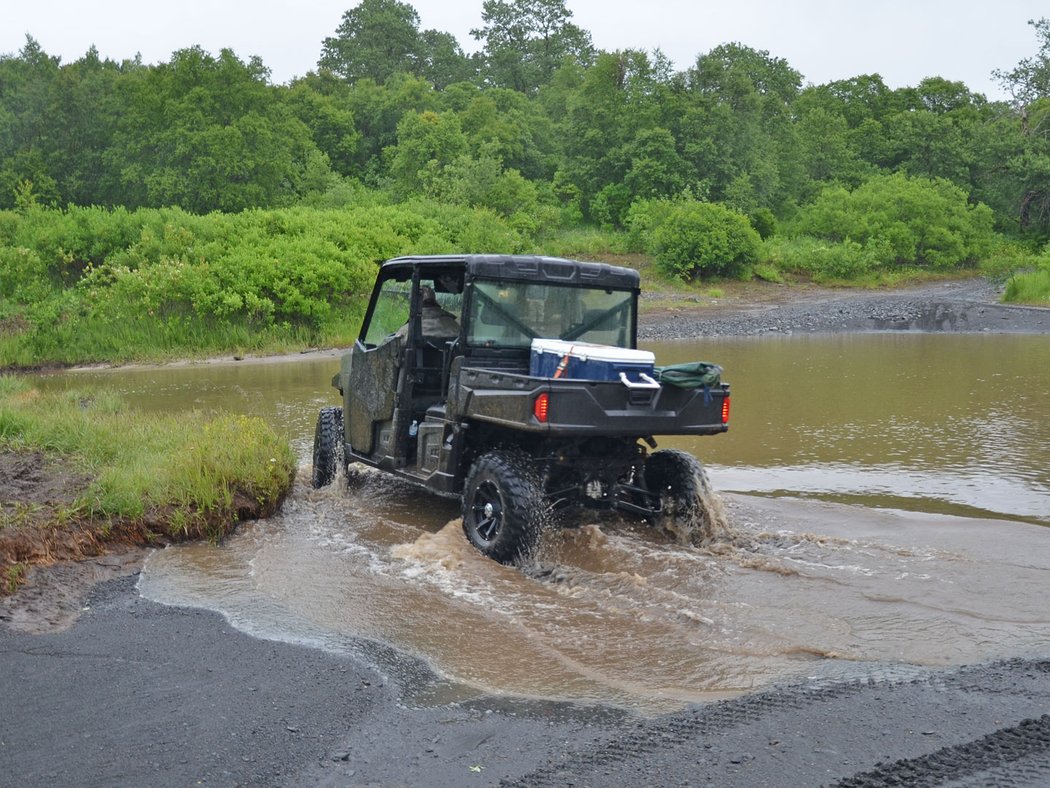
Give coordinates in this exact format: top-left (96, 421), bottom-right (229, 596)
top-left (462, 450), bottom-right (543, 564)
top-left (311, 407), bottom-right (344, 488)
top-left (643, 449), bottom-right (718, 541)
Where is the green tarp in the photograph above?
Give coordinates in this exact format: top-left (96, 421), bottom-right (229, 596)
top-left (654, 361), bottom-right (723, 389)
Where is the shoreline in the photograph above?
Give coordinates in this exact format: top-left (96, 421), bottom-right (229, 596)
top-left (25, 277), bottom-right (1050, 378)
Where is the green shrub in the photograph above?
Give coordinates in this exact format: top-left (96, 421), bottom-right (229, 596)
top-left (762, 235), bottom-right (895, 281)
top-left (0, 202), bottom-right (535, 365)
top-left (791, 173), bottom-right (996, 270)
top-left (538, 227), bottom-right (627, 258)
top-left (750, 262), bottom-right (784, 284)
top-left (749, 208), bottom-right (777, 240)
top-left (590, 183), bottom-right (633, 230)
top-left (646, 201), bottom-right (761, 280)
top-left (624, 198), bottom-right (678, 253)
top-left (980, 242), bottom-right (1047, 282)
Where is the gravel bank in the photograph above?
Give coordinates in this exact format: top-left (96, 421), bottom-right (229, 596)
top-left (640, 278), bottom-right (1050, 339)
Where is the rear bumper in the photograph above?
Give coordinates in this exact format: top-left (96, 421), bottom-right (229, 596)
top-left (453, 367), bottom-right (729, 437)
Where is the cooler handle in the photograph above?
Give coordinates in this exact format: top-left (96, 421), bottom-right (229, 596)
top-left (619, 372), bottom-right (661, 390)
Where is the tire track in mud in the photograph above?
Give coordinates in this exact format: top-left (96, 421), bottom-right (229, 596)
top-left (500, 680), bottom-right (890, 787)
top-left (834, 715), bottom-right (1050, 787)
top-left (501, 660), bottom-right (1050, 787)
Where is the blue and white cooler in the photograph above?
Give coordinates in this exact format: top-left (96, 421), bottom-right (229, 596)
top-left (530, 339), bottom-right (658, 389)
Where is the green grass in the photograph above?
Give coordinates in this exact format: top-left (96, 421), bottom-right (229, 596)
top-left (0, 307), bottom-right (365, 368)
top-left (5, 563), bottom-right (25, 594)
top-left (0, 377), bottom-right (296, 541)
top-left (536, 227), bottom-right (629, 259)
top-left (750, 264), bottom-right (784, 284)
top-left (1004, 268), bottom-right (1050, 304)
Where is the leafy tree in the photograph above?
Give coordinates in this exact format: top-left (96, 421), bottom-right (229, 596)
top-left (417, 30), bottom-right (476, 89)
top-left (385, 110), bottom-right (468, 197)
top-left (472, 0), bottom-right (594, 94)
top-left (345, 73), bottom-right (437, 182)
top-left (623, 128), bottom-right (690, 201)
top-left (559, 50), bottom-right (679, 218)
top-left (456, 88), bottom-right (556, 179)
top-left (319, 0), bottom-right (423, 84)
top-left (46, 48), bottom-right (131, 206)
top-left (882, 110), bottom-right (970, 183)
top-left (423, 150), bottom-right (539, 217)
top-left (1008, 143), bottom-right (1050, 234)
top-left (110, 47), bottom-right (326, 212)
top-left (802, 74), bottom-right (899, 126)
top-left (0, 37), bottom-right (63, 207)
top-left (791, 105), bottom-right (870, 191)
top-left (286, 73), bottom-right (360, 176)
top-left (993, 18), bottom-right (1050, 236)
top-left (915, 76), bottom-right (985, 114)
top-left (994, 17), bottom-right (1050, 106)
top-left (680, 43), bottom-right (802, 210)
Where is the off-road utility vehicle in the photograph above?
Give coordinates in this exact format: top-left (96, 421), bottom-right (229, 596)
top-left (312, 254), bottom-right (730, 563)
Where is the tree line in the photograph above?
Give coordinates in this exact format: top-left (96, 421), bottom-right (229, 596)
top-left (1, 0), bottom-right (1050, 367)
top-left (1, 1), bottom-right (1048, 238)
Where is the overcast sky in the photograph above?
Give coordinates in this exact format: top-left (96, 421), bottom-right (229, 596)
top-left (2, 0), bottom-right (1045, 100)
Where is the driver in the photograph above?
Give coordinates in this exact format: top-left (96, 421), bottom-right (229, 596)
top-left (395, 285), bottom-right (459, 340)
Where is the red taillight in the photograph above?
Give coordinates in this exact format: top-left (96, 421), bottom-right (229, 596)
top-left (533, 392), bottom-right (550, 423)
top-left (721, 396), bottom-right (731, 424)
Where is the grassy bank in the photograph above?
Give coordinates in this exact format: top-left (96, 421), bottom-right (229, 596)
top-left (0, 201), bottom-right (528, 368)
top-left (0, 377), bottom-right (296, 594)
top-left (1, 198), bottom-right (1046, 371)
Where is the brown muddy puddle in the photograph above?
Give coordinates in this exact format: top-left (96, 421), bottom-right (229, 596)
top-left (37, 333), bottom-right (1050, 713)
top-left (139, 467), bottom-right (1050, 714)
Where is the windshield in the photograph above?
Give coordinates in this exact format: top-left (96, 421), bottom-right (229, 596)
top-left (467, 280), bottom-right (634, 348)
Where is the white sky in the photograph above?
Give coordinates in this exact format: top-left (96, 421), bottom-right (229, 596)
top-left (1, 0), bottom-right (1044, 100)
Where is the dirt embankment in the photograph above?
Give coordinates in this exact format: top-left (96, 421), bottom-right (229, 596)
top-left (0, 445), bottom-right (288, 626)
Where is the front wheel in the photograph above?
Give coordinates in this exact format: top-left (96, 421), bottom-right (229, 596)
top-left (311, 407), bottom-right (344, 488)
top-left (462, 450), bottom-right (543, 564)
top-left (643, 449), bottom-right (721, 543)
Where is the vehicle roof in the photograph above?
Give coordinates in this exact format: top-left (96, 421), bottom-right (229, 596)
top-left (380, 254), bottom-right (640, 290)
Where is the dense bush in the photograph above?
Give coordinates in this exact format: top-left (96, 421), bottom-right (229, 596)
top-left (0, 202), bottom-right (528, 365)
top-left (630, 200), bottom-right (761, 280)
top-left (790, 173), bottom-right (996, 269)
top-left (761, 235), bottom-right (896, 280)
top-left (624, 199), bottom-right (678, 253)
top-left (980, 241), bottom-right (1049, 281)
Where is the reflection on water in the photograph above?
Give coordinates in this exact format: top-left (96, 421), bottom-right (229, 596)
top-left (653, 333), bottom-right (1050, 525)
top-left (35, 334), bottom-right (1050, 711)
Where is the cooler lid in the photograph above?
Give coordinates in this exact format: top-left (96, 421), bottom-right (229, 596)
top-left (530, 338), bottom-right (654, 364)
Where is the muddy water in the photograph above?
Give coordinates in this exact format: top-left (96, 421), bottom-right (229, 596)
top-left (38, 334), bottom-right (1050, 712)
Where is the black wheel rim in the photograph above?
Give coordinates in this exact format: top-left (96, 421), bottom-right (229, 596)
top-left (470, 480), bottom-right (503, 544)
